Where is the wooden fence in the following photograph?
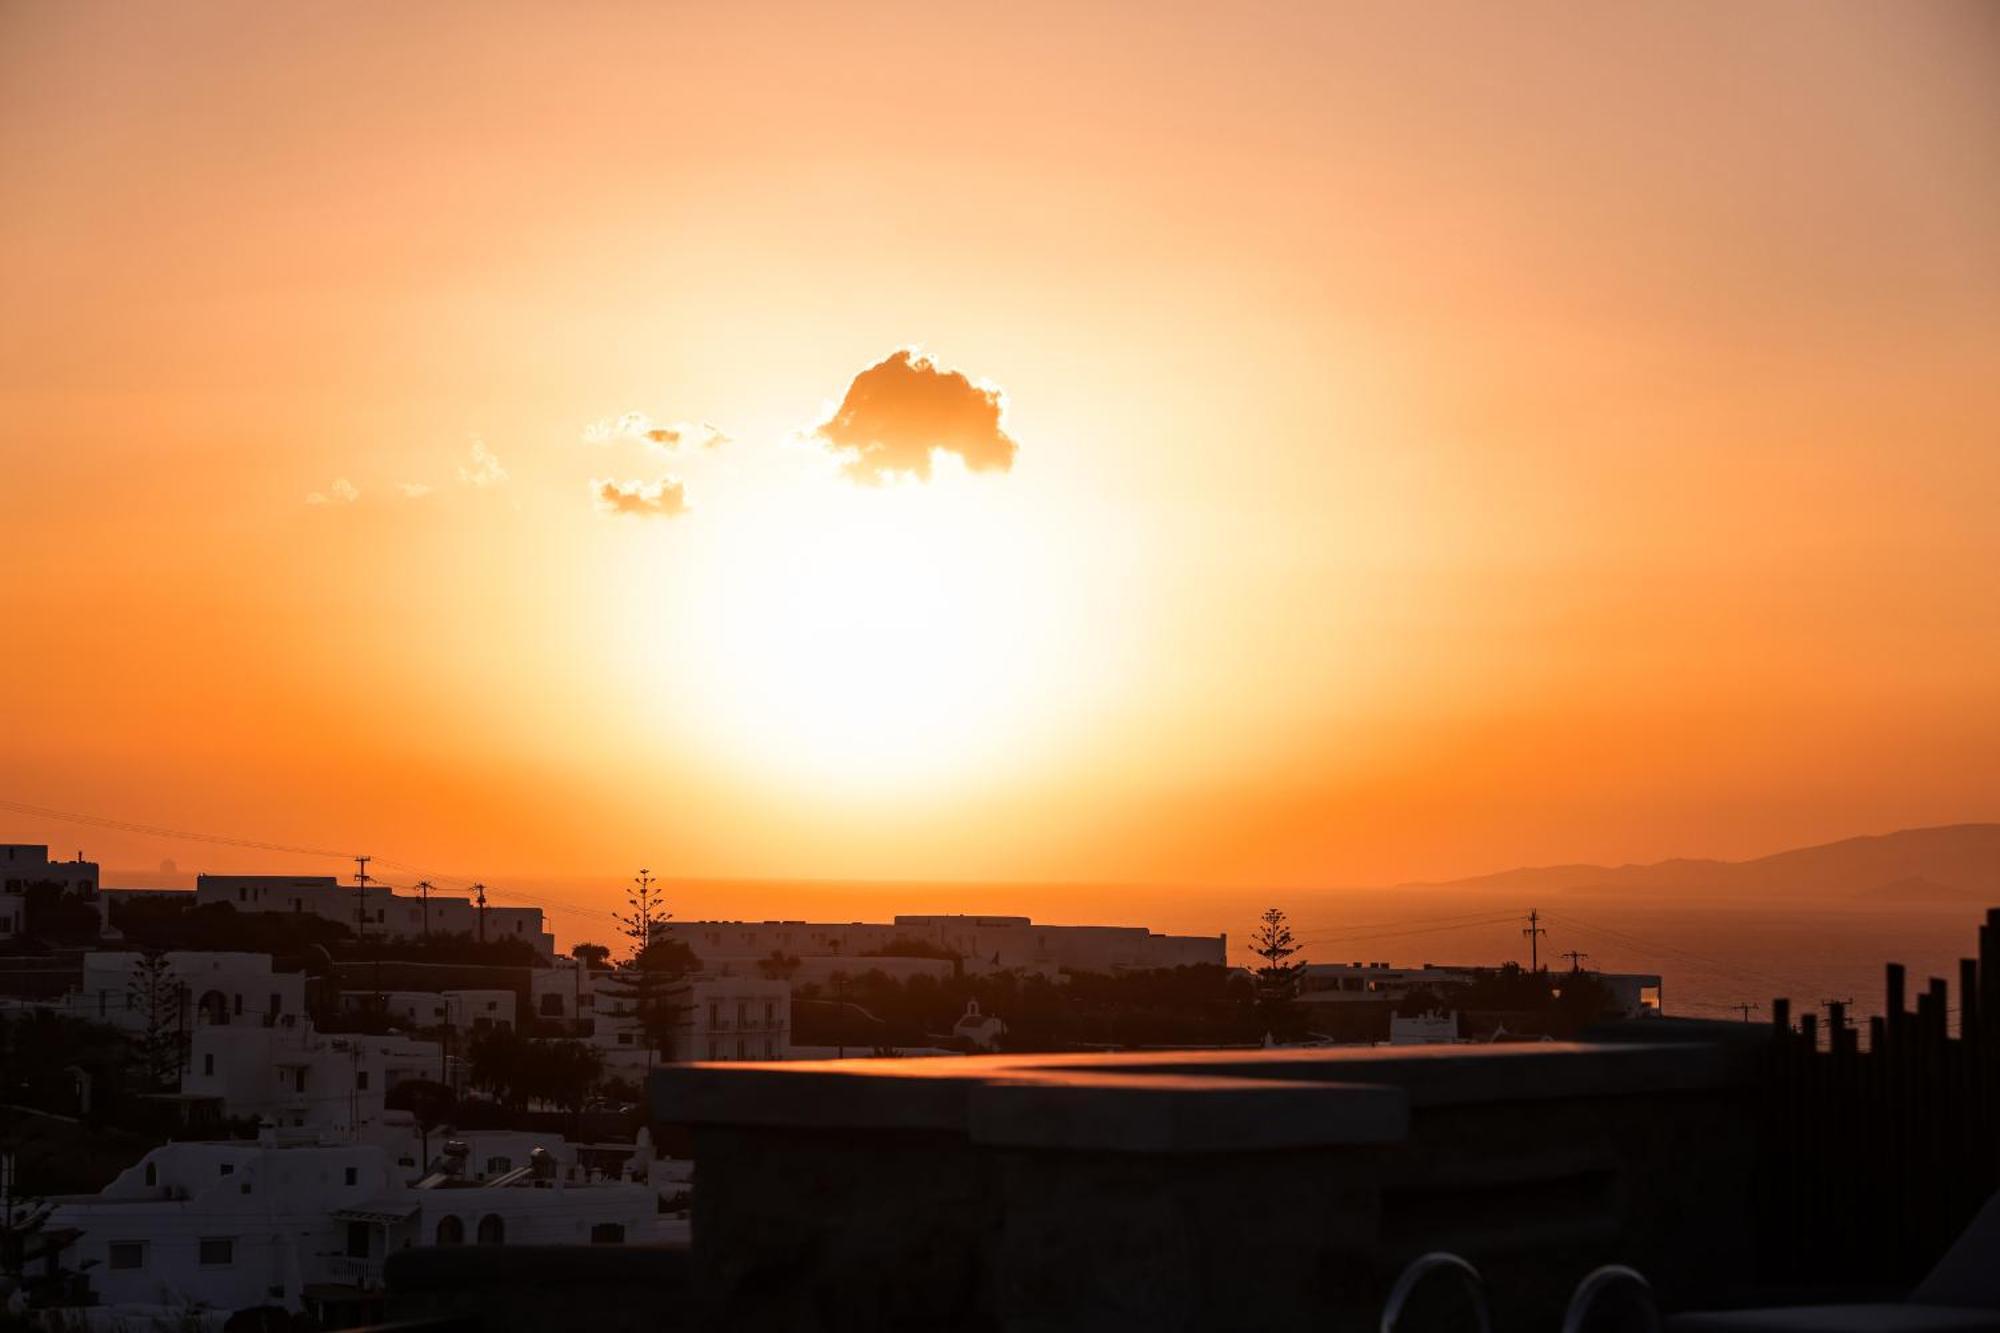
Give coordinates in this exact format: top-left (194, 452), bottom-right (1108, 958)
top-left (1758, 906), bottom-right (2000, 1288)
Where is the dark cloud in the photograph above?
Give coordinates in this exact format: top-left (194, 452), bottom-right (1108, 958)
top-left (815, 349), bottom-right (1018, 482)
top-left (593, 476), bottom-right (689, 518)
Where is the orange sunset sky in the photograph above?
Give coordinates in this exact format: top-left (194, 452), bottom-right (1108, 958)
top-left (2, 2), bottom-right (1997, 899)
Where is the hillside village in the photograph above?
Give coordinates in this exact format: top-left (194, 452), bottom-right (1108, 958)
top-left (0, 843), bottom-right (1256, 1326)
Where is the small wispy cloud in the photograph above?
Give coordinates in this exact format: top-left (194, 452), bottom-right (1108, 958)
top-left (581, 412), bottom-right (729, 451)
top-left (593, 476), bottom-right (689, 519)
top-left (458, 439), bottom-right (509, 488)
top-left (397, 482), bottom-right (434, 500)
top-left (306, 478), bottom-right (360, 506)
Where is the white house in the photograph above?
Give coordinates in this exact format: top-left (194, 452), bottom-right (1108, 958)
top-left (341, 988), bottom-right (518, 1034)
top-left (193, 875), bottom-right (556, 958)
top-left (183, 1021), bottom-right (442, 1135)
top-left (658, 914), bottom-right (1225, 978)
top-left (1298, 961), bottom-right (1664, 1020)
top-left (528, 961), bottom-right (791, 1067)
top-left (58, 950), bottom-right (308, 1034)
top-left (0, 843), bottom-right (103, 939)
top-left (48, 1139), bottom-right (663, 1327)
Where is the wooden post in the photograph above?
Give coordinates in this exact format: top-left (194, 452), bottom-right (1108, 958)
top-left (1961, 958), bottom-right (1980, 1049)
top-left (1982, 911), bottom-right (2000, 1053)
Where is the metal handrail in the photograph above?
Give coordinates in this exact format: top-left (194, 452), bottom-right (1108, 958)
top-left (1561, 1265), bottom-right (1660, 1333)
top-left (1380, 1252), bottom-right (1490, 1333)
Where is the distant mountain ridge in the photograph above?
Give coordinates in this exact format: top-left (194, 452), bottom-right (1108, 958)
top-left (1399, 824), bottom-right (2000, 902)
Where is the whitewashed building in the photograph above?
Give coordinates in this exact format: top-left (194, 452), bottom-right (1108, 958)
top-left (58, 950), bottom-right (308, 1033)
top-left (184, 1021), bottom-right (442, 1134)
top-left (193, 875), bottom-right (556, 957)
top-left (659, 914), bottom-right (1226, 978)
top-left (48, 1139), bottom-right (663, 1326)
top-left (1298, 961), bottom-right (1665, 1020)
top-left (340, 987), bottom-right (518, 1034)
top-left (0, 843), bottom-right (103, 939)
top-left (528, 960), bottom-right (791, 1066)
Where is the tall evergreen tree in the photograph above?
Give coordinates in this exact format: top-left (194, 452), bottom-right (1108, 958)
top-left (128, 951), bottom-right (187, 1090)
top-left (1250, 907), bottom-right (1306, 1037)
top-left (602, 870), bottom-right (695, 1065)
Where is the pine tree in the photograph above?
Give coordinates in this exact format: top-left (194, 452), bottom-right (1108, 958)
top-left (128, 951), bottom-right (188, 1090)
top-left (1250, 907), bottom-right (1306, 1037)
top-left (616, 869), bottom-right (665, 959)
top-left (602, 869), bottom-right (694, 1065)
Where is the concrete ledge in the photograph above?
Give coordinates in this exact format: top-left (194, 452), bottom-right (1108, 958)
top-left (968, 1072), bottom-right (1408, 1153)
top-left (653, 1040), bottom-right (1751, 1137)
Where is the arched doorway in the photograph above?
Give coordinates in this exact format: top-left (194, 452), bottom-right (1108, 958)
top-left (475, 1214), bottom-right (504, 1245)
top-left (434, 1215), bottom-right (464, 1246)
top-left (196, 990), bottom-right (229, 1026)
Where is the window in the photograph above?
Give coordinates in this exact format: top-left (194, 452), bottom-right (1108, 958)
top-left (764, 1001), bottom-right (775, 1025)
top-left (233, 993), bottom-right (243, 1016)
top-left (344, 1166), bottom-right (358, 1186)
top-left (345, 1221), bottom-right (370, 1258)
top-left (203, 1054), bottom-right (215, 1076)
top-left (143, 1163), bottom-right (157, 1187)
top-left (294, 1070), bottom-right (307, 1094)
top-left (590, 1223), bottom-right (626, 1244)
top-left (486, 1157), bottom-right (511, 1175)
top-left (435, 1216), bottom-right (464, 1246)
top-left (736, 1037), bottom-right (746, 1060)
top-left (219, 1163), bottom-right (234, 1177)
top-left (198, 1237), bottom-right (235, 1267)
top-left (356, 1070), bottom-right (369, 1091)
top-left (763, 1037), bottom-right (775, 1059)
top-left (708, 1002), bottom-right (719, 1028)
top-left (616, 1032), bottom-right (632, 1046)
top-left (539, 994), bottom-right (564, 1017)
top-left (736, 1000), bottom-right (748, 1027)
top-left (476, 1214), bottom-right (505, 1245)
top-left (110, 1242), bottom-right (145, 1270)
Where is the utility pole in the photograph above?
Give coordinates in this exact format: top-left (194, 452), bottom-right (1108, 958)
top-left (1733, 1001), bottom-right (1760, 1023)
top-left (353, 855), bottom-right (372, 939)
top-left (1522, 909), bottom-right (1547, 972)
top-left (416, 881), bottom-right (433, 941)
top-left (1560, 949), bottom-right (1589, 973)
top-left (473, 883), bottom-right (487, 944)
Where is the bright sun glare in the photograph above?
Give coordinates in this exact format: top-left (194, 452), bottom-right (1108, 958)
top-left (653, 458), bottom-right (1092, 796)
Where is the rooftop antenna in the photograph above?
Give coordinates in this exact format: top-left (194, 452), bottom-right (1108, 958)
top-left (1733, 1001), bottom-right (1760, 1023)
top-left (1560, 949), bottom-right (1589, 973)
top-left (353, 855), bottom-right (372, 939)
top-left (1522, 909), bottom-right (1547, 972)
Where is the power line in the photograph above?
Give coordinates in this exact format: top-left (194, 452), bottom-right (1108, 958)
top-left (1537, 908), bottom-right (1823, 997)
top-left (0, 795), bottom-right (627, 929)
top-left (0, 798), bottom-right (354, 861)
